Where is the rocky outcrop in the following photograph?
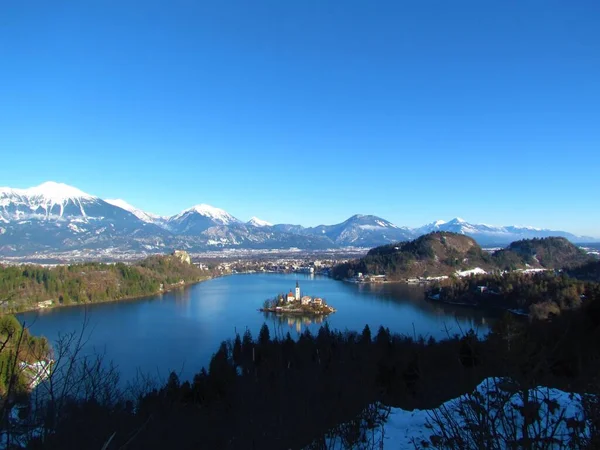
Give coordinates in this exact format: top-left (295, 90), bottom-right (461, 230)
top-left (172, 250), bottom-right (191, 265)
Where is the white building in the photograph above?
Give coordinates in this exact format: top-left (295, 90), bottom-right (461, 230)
top-left (301, 296), bottom-right (312, 305)
top-left (295, 281), bottom-right (301, 301)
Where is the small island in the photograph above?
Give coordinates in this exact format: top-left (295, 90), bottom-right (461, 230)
top-left (260, 281), bottom-right (336, 316)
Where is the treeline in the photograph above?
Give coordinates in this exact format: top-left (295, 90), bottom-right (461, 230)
top-left (23, 287), bottom-right (600, 449)
top-left (427, 272), bottom-right (600, 320)
top-left (0, 254), bottom-right (212, 313)
top-left (332, 234), bottom-right (594, 281)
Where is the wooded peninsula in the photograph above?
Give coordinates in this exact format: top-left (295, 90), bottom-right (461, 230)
top-left (0, 251), bottom-right (212, 314)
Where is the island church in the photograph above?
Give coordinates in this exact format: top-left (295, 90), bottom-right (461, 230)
top-left (281, 282), bottom-right (323, 307)
top-left (285, 281), bottom-right (301, 303)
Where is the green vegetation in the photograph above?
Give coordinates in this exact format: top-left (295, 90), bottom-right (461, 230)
top-left (332, 233), bottom-right (595, 281)
top-left (0, 253), bottom-right (212, 313)
top-left (333, 232), bottom-right (494, 280)
top-left (568, 260), bottom-right (600, 282)
top-left (494, 236), bottom-right (592, 270)
top-left (0, 314), bottom-right (51, 396)
top-left (426, 271), bottom-right (600, 320)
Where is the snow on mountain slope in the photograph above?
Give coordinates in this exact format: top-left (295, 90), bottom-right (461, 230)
top-left (105, 199), bottom-right (166, 225)
top-left (172, 204), bottom-right (239, 225)
top-left (0, 182), bottom-right (174, 254)
top-left (303, 214), bottom-right (415, 247)
top-left (247, 217), bottom-right (273, 227)
top-left (415, 217), bottom-right (592, 245)
top-left (0, 181), bottom-right (97, 219)
top-left (0, 181), bottom-right (94, 201)
top-left (167, 204), bottom-right (241, 235)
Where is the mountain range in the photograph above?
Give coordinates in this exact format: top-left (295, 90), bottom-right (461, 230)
top-left (0, 182), bottom-right (596, 256)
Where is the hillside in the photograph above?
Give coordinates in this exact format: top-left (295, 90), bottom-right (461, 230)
top-left (333, 234), bottom-right (595, 281)
top-left (0, 252), bottom-right (211, 313)
top-left (567, 260), bottom-right (600, 282)
top-left (493, 237), bottom-right (593, 270)
top-left (332, 232), bottom-right (494, 280)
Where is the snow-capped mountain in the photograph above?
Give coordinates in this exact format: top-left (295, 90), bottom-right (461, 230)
top-left (247, 217), bottom-right (273, 228)
top-left (105, 199), bottom-right (167, 226)
top-left (302, 214), bottom-right (415, 247)
top-left (0, 182), bottom-right (172, 254)
top-left (0, 182), bottom-right (596, 257)
top-left (1, 181), bottom-right (96, 221)
top-left (167, 204), bottom-right (241, 235)
top-left (416, 217), bottom-right (590, 245)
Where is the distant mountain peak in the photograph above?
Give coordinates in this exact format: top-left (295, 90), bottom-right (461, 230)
top-left (248, 217), bottom-right (272, 227)
top-left (175, 203), bottom-right (239, 225)
top-left (0, 181), bottom-right (95, 202)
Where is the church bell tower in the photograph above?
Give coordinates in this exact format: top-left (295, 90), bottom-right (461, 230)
top-left (295, 281), bottom-right (300, 301)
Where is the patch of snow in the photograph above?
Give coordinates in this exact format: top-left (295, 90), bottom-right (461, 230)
top-left (456, 267), bottom-right (487, 277)
top-left (517, 268), bottom-right (549, 273)
top-left (67, 223), bottom-right (85, 233)
top-left (386, 378), bottom-right (589, 449)
top-left (323, 377), bottom-right (592, 450)
top-left (358, 225), bottom-right (385, 230)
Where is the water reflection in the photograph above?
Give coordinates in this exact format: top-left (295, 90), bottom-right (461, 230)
top-left (18, 273), bottom-right (496, 383)
top-left (262, 312), bottom-right (326, 336)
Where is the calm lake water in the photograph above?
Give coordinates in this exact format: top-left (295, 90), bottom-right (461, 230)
top-left (17, 273), bottom-right (494, 383)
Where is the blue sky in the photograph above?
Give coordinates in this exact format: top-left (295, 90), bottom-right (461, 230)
top-left (1, 1), bottom-right (599, 235)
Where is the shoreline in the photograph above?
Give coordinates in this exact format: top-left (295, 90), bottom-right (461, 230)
top-left (342, 278), bottom-right (439, 285)
top-left (426, 295), bottom-right (530, 317)
top-left (10, 276), bottom-right (215, 316)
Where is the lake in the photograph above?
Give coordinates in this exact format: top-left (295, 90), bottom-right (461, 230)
top-left (17, 273), bottom-right (494, 383)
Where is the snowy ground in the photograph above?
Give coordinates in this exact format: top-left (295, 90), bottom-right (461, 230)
top-left (322, 377), bottom-right (593, 449)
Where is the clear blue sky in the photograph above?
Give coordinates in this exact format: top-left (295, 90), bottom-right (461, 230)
top-left (1, 1), bottom-right (599, 235)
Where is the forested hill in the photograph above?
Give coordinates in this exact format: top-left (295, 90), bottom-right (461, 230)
top-left (493, 237), bottom-right (592, 270)
top-left (332, 233), bottom-right (596, 280)
top-left (0, 252), bottom-right (211, 313)
top-left (333, 232), bottom-right (495, 280)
